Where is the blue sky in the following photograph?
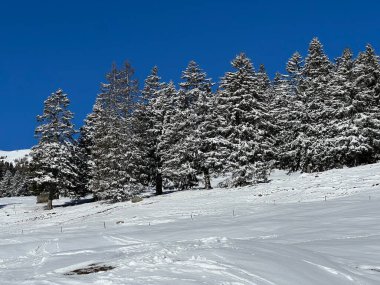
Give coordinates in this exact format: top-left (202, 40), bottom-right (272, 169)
top-left (1, 0), bottom-right (379, 150)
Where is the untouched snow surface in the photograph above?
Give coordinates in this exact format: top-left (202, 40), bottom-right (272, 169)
top-left (1, 163), bottom-right (380, 284)
top-left (0, 149), bottom-right (30, 163)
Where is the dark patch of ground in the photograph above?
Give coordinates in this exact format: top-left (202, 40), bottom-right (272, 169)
top-left (64, 263), bottom-right (115, 275)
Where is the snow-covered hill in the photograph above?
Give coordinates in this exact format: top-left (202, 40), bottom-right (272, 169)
top-left (0, 149), bottom-right (30, 163)
top-left (1, 163), bottom-right (380, 284)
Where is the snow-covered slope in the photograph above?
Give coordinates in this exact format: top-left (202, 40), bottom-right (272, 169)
top-left (1, 163), bottom-right (380, 284)
top-left (0, 149), bottom-right (30, 163)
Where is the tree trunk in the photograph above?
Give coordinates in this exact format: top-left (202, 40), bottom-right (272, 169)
top-left (204, 169), bottom-right (212, 190)
top-left (47, 188), bottom-right (54, 210)
top-left (156, 173), bottom-right (163, 195)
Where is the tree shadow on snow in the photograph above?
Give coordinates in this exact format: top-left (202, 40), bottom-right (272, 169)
top-left (0, 202), bottom-right (22, 209)
top-left (54, 197), bottom-right (96, 208)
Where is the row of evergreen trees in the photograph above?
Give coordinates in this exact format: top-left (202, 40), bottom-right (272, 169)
top-left (28, 38), bottom-right (380, 207)
top-left (0, 158), bottom-right (30, 197)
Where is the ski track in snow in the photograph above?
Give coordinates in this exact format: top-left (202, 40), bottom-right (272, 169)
top-left (1, 163), bottom-right (380, 284)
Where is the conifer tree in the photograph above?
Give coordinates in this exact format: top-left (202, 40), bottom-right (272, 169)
top-left (131, 66), bottom-right (163, 193)
top-left (324, 48), bottom-right (356, 168)
top-left (29, 89), bottom-right (79, 209)
top-left (160, 61), bottom-right (216, 190)
top-left (300, 38), bottom-right (333, 172)
top-left (214, 53), bottom-right (274, 186)
top-left (346, 44), bottom-right (380, 165)
top-left (286, 51), bottom-right (303, 95)
top-left (10, 170), bottom-right (25, 196)
top-left (256, 64), bottom-right (270, 95)
top-left (179, 61), bottom-right (215, 189)
top-left (271, 72), bottom-right (293, 169)
top-left (0, 170), bottom-right (13, 197)
top-left (147, 80), bottom-right (177, 193)
top-left (88, 63), bottom-right (142, 201)
top-left (273, 51), bottom-right (308, 172)
top-left (159, 81), bottom-right (197, 190)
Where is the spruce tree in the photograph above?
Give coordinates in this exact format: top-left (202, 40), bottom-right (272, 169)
top-left (0, 170), bottom-right (13, 197)
top-left (273, 51), bottom-right (308, 172)
top-left (179, 61), bottom-right (215, 189)
top-left (88, 63), bottom-right (142, 201)
top-left (256, 64), bottom-right (270, 95)
top-left (324, 48), bottom-right (356, 168)
top-left (214, 53), bottom-right (274, 186)
top-left (131, 66), bottom-right (163, 193)
top-left (29, 89), bottom-right (79, 209)
top-left (346, 44), bottom-right (380, 165)
top-left (159, 81), bottom-right (196, 190)
top-left (286, 51), bottom-right (303, 95)
top-left (160, 61), bottom-right (216, 190)
top-left (300, 38), bottom-right (333, 172)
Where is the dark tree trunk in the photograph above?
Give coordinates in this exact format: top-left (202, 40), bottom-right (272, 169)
top-left (204, 168), bottom-right (212, 190)
top-left (156, 173), bottom-right (163, 195)
top-left (47, 188), bottom-right (54, 210)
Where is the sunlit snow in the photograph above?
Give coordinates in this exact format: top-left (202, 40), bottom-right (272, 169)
top-left (1, 163), bottom-right (380, 284)
top-left (0, 149), bottom-right (30, 163)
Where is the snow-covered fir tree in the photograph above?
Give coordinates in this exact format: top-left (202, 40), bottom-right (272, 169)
top-left (130, 66), bottom-right (163, 193)
top-left (159, 61), bottom-right (216, 189)
top-left (272, 51), bottom-right (308, 172)
top-left (0, 170), bottom-right (13, 197)
top-left (256, 64), bottom-right (270, 95)
top-left (178, 61), bottom-right (215, 189)
top-left (299, 38), bottom-right (333, 172)
top-left (158, 81), bottom-right (196, 190)
top-left (142, 80), bottom-right (177, 192)
top-left (29, 89), bottom-right (80, 209)
top-left (0, 158), bottom-right (30, 197)
top-left (88, 62), bottom-right (143, 201)
top-left (322, 48), bottom-right (356, 168)
top-left (345, 44), bottom-right (380, 165)
top-left (214, 53), bottom-right (274, 186)
top-left (160, 64), bottom-right (199, 190)
top-left (0, 160), bottom-right (13, 183)
top-left (286, 51), bottom-right (303, 95)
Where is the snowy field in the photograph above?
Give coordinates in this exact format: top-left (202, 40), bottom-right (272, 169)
top-left (1, 164), bottom-right (380, 284)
